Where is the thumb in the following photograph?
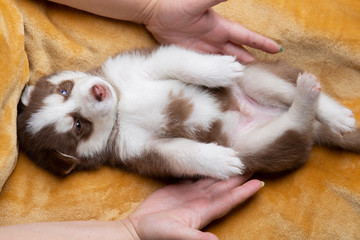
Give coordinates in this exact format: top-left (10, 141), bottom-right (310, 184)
top-left (186, 0), bottom-right (227, 16)
top-left (198, 231), bottom-right (220, 240)
top-left (174, 228), bottom-right (219, 240)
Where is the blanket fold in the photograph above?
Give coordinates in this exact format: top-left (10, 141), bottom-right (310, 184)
top-left (0, 0), bottom-right (28, 191)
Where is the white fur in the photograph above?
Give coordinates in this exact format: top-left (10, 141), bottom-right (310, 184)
top-left (21, 85), bottom-right (34, 106)
top-left (149, 138), bottom-right (244, 178)
top-left (149, 45), bottom-right (244, 87)
top-left (317, 94), bottom-right (356, 135)
top-left (27, 94), bottom-right (74, 134)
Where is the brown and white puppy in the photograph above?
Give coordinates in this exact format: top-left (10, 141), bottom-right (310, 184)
top-left (17, 45), bottom-right (360, 178)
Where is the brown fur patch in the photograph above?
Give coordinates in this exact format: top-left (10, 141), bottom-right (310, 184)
top-left (193, 120), bottom-right (229, 147)
top-left (17, 121), bottom-right (77, 176)
top-left (58, 80), bottom-right (75, 100)
top-left (109, 150), bottom-right (171, 178)
top-left (23, 77), bottom-right (57, 112)
top-left (17, 119), bottom-right (108, 176)
top-left (69, 112), bottom-right (93, 141)
top-left (163, 91), bottom-right (194, 138)
top-left (241, 130), bottom-right (313, 173)
top-left (163, 92), bottom-right (229, 147)
top-left (315, 125), bottom-right (360, 153)
top-left (209, 87), bottom-right (239, 112)
top-left (87, 65), bottom-right (105, 78)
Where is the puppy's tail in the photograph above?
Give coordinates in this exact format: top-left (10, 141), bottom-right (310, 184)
top-left (315, 124), bottom-right (360, 153)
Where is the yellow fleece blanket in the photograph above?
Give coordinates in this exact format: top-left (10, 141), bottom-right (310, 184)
top-left (1, 0), bottom-right (360, 238)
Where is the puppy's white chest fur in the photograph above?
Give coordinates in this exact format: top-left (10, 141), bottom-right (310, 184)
top-left (104, 58), bottom-right (224, 160)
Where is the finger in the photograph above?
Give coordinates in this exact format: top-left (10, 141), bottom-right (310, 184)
top-left (170, 178), bottom-right (217, 192)
top-left (226, 21), bottom-right (281, 53)
top-left (207, 173), bottom-right (253, 196)
top-left (187, 0), bottom-right (228, 16)
top-left (183, 40), bottom-right (223, 56)
top-left (201, 179), bottom-right (263, 224)
top-left (194, 177), bottom-right (219, 189)
top-left (222, 42), bottom-right (256, 63)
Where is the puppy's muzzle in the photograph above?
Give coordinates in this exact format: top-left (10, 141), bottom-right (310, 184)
top-left (92, 84), bottom-right (107, 102)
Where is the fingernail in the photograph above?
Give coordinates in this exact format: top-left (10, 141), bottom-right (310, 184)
top-left (260, 181), bottom-right (265, 188)
top-left (279, 45), bottom-right (283, 53)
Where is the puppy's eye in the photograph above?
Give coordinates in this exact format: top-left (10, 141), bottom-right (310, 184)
top-left (75, 119), bottom-right (81, 130)
top-left (60, 89), bottom-right (68, 96)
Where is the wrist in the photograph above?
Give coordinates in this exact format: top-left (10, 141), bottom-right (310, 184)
top-left (49, 0), bottom-right (158, 25)
top-left (136, 0), bottom-right (159, 25)
top-left (118, 219), bottom-right (141, 240)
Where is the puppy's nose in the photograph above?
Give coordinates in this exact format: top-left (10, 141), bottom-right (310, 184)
top-left (91, 84), bottom-right (106, 102)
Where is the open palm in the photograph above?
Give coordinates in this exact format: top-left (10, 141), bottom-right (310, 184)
top-left (128, 175), bottom-right (263, 240)
top-left (145, 0), bottom-right (280, 63)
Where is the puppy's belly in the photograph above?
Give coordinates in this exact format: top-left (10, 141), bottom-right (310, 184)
top-left (223, 89), bottom-right (285, 142)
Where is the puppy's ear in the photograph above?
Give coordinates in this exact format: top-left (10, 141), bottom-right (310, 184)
top-left (20, 85), bottom-right (35, 106)
top-left (46, 150), bottom-right (79, 176)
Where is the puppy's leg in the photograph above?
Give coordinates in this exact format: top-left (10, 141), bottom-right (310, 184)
top-left (316, 95), bottom-right (356, 136)
top-left (233, 73), bottom-right (321, 173)
top-left (238, 62), bottom-right (298, 109)
top-left (147, 138), bottom-right (245, 179)
top-left (241, 63), bottom-right (356, 136)
top-left (148, 45), bottom-right (244, 87)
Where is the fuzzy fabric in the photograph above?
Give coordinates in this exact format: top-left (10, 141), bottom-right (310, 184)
top-left (1, 0), bottom-right (360, 239)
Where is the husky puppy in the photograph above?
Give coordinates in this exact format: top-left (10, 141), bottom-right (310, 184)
top-left (17, 45), bottom-right (359, 178)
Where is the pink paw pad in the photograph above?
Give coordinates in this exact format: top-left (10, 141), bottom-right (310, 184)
top-left (297, 72), bottom-right (321, 97)
top-left (311, 83), bottom-right (322, 94)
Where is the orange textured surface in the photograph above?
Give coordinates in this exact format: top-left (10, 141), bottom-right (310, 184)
top-left (0, 0), bottom-right (360, 239)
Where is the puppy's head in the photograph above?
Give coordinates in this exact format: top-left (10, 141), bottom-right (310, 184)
top-left (17, 71), bottom-right (118, 176)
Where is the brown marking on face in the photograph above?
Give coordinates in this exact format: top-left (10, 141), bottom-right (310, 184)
top-left (17, 121), bottom-right (78, 176)
top-left (17, 75), bottom-right (105, 175)
top-left (241, 130), bottom-right (313, 173)
top-left (58, 80), bottom-right (75, 99)
top-left (209, 87), bottom-right (239, 112)
top-left (45, 150), bottom-right (79, 176)
top-left (69, 112), bottom-right (94, 141)
top-left (17, 117), bottom-right (107, 176)
top-left (21, 77), bottom-right (57, 113)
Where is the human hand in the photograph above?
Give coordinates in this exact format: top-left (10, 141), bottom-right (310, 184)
top-left (143, 0), bottom-right (281, 63)
top-left (123, 175), bottom-right (264, 240)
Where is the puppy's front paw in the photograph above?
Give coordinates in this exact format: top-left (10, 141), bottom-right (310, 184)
top-left (204, 55), bottom-right (244, 86)
top-left (199, 144), bottom-right (245, 179)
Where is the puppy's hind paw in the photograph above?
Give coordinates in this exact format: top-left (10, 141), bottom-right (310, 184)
top-left (297, 72), bottom-right (321, 99)
top-left (322, 105), bottom-right (356, 136)
top-left (317, 94), bottom-right (356, 136)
